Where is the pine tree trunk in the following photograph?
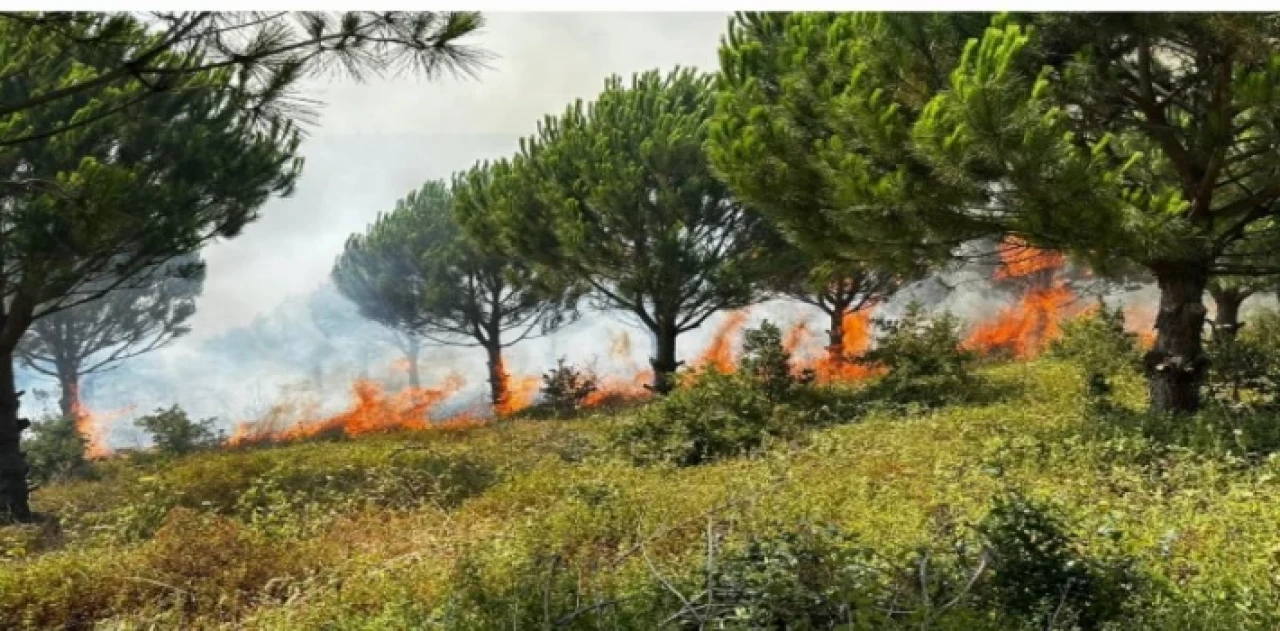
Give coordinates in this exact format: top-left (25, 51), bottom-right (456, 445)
top-left (1145, 263), bottom-right (1211, 414)
top-left (1210, 287), bottom-right (1246, 341)
top-left (406, 347), bottom-right (421, 389)
top-left (649, 325), bottom-right (680, 395)
top-left (57, 362), bottom-right (81, 422)
top-left (0, 350), bottom-right (32, 522)
top-left (826, 306), bottom-right (847, 367)
top-left (486, 342), bottom-right (507, 410)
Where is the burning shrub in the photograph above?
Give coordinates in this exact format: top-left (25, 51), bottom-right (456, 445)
top-left (22, 414), bottom-right (93, 485)
top-left (540, 357), bottom-right (599, 416)
top-left (1050, 305), bottom-right (1143, 399)
top-left (135, 405), bottom-right (223, 456)
top-left (858, 303), bottom-right (978, 407)
top-left (615, 369), bottom-right (801, 466)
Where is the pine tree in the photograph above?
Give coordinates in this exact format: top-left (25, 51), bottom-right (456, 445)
top-left (336, 178), bottom-right (574, 410)
top-left (711, 12), bottom-right (1280, 413)
top-left (465, 68), bottom-right (773, 393)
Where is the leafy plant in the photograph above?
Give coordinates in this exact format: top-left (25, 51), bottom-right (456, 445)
top-left (1051, 305), bottom-right (1143, 399)
top-left (540, 357), bottom-right (598, 416)
top-left (21, 415), bottom-right (92, 485)
top-left (858, 302), bottom-right (978, 407)
top-left (1206, 308), bottom-right (1280, 408)
top-left (979, 493), bottom-right (1140, 630)
top-left (740, 319), bottom-right (808, 402)
top-left (134, 406), bottom-right (223, 456)
top-left (615, 370), bottom-right (799, 467)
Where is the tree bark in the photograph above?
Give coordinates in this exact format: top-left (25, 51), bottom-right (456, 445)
top-left (649, 324), bottom-right (681, 395)
top-left (1209, 286), bottom-right (1247, 341)
top-left (1144, 262), bottom-right (1211, 414)
top-left (57, 361), bottom-right (81, 421)
top-left (825, 304), bottom-right (848, 367)
top-left (485, 341), bottom-right (507, 410)
top-left (0, 350), bottom-right (32, 522)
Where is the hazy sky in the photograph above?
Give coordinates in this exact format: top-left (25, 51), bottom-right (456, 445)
top-left (188, 12), bottom-right (730, 341)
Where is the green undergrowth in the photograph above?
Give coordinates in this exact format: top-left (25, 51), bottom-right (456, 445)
top-left (3, 360), bottom-right (1280, 629)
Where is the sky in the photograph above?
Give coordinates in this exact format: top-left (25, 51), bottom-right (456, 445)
top-left (188, 12), bottom-right (732, 341)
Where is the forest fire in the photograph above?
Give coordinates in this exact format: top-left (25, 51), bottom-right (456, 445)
top-left (580, 330), bottom-right (654, 406)
top-left (494, 358), bottom-right (540, 416)
top-left (227, 375), bottom-right (466, 446)
top-left (965, 238), bottom-right (1080, 358)
top-left (692, 309), bottom-right (751, 372)
top-left (70, 392), bottom-right (135, 460)
top-left (813, 310), bottom-right (878, 382)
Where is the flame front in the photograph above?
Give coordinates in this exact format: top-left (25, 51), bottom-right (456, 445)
top-left (965, 238), bottom-right (1080, 358)
top-left (494, 356), bottom-right (540, 416)
top-left (814, 310), bottom-right (879, 382)
top-left (69, 384), bottom-right (134, 460)
top-left (693, 310), bottom-right (751, 373)
top-left (228, 374), bottom-right (466, 447)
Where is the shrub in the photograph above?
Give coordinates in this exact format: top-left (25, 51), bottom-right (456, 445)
top-left (1051, 304), bottom-right (1142, 399)
top-left (978, 493), bottom-right (1140, 630)
top-left (540, 357), bottom-right (599, 416)
top-left (699, 523), bottom-right (880, 629)
top-left (858, 302), bottom-right (978, 407)
top-left (22, 415), bottom-right (92, 485)
top-left (134, 405), bottom-right (223, 455)
top-left (1206, 308), bottom-right (1280, 408)
top-left (615, 370), bottom-right (799, 466)
top-left (740, 319), bottom-right (809, 401)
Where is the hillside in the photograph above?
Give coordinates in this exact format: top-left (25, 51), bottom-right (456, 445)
top-left (2, 358), bottom-right (1279, 630)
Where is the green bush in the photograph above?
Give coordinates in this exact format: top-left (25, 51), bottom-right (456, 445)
top-left (978, 493), bottom-right (1141, 630)
top-left (1206, 308), bottom-right (1280, 408)
top-left (22, 415), bottom-right (92, 485)
top-left (1051, 305), bottom-right (1143, 399)
top-left (134, 405), bottom-right (224, 455)
top-left (740, 319), bottom-right (810, 401)
top-left (614, 369), bottom-right (800, 467)
top-left (858, 302), bottom-right (979, 407)
top-left (698, 523), bottom-right (881, 629)
top-left (540, 357), bottom-right (599, 416)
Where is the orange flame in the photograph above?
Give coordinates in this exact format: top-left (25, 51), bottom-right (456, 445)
top-left (963, 237), bottom-right (1083, 358)
top-left (795, 310), bottom-right (879, 383)
top-left (1123, 303), bottom-right (1158, 349)
top-left (693, 310), bottom-right (751, 373)
top-left (227, 375), bottom-right (465, 447)
top-left (494, 357), bottom-right (540, 416)
top-left (577, 329), bottom-right (655, 407)
top-left (67, 384), bottom-right (135, 460)
top-left (583, 369), bottom-right (654, 407)
top-left (965, 283), bottom-right (1078, 358)
top-left (783, 321), bottom-right (811, 356)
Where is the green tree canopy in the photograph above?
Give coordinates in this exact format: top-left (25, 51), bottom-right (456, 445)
top-left (0, 12), bottom-right (485, 522)
top-left (463, 68), bottom-right (773, 393)
top-left (0, 12), bottom-right (487, 147)
top-left (335, 178), bottom-right (574, 410)
top-left (711, 12), bottom-right (1280, 413)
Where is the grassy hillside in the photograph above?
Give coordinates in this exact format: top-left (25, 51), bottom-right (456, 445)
top-left (3, 359), bottom-right (1280, 629)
